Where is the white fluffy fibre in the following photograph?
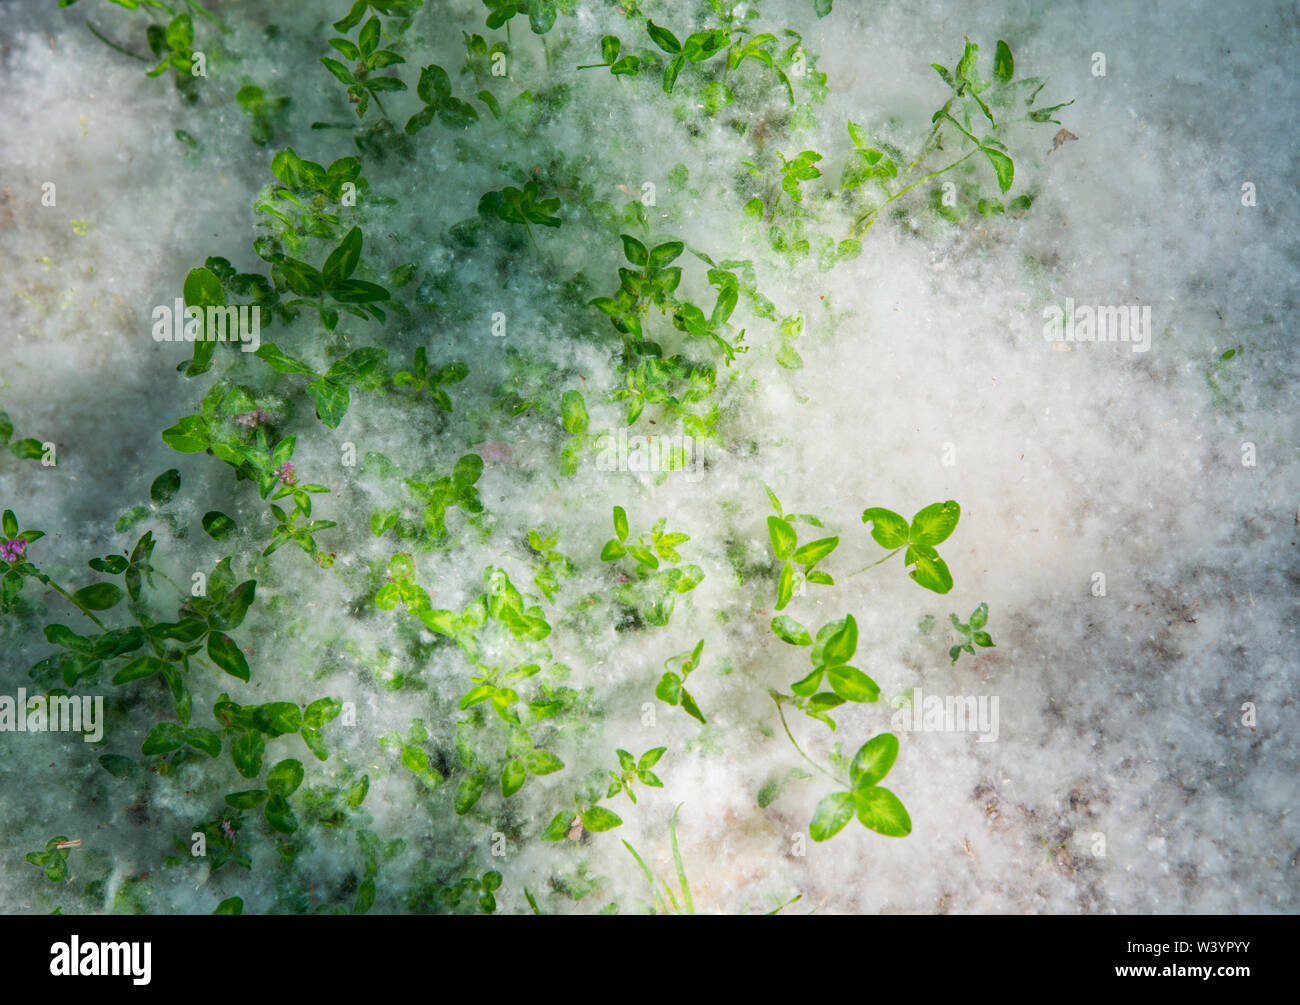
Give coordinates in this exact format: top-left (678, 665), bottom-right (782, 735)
top-left (0, 0), bottom-right (1296, 914)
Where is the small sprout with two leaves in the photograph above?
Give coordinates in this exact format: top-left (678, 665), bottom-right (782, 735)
top-left (858, 500), bottom-right (960, 594)
top-left (949, 602), bottom-right (995, 663)
top-left (764, 486), bottom-right (837, 611)
top-left (771, 613), bottom-right (878, 729)
top-left (577, 35), bottom-right (643, 78)
top-left (656, 639), bottom-right (707, 724)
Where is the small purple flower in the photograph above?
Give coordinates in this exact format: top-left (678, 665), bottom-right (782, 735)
top-left (276, 461), bottom-right (297, 486)
top-left (221, 819), bottom-right (237, 845)
top-left (236, 409), bottom-right (270, 429)
top-left (0, 538), bottom-right (26, 564)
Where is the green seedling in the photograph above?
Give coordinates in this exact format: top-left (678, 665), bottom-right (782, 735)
top-left (949, 602), bottom-right (995, 663)
top-left (478, 180), bottom-right (562, 246)
top-left (526, 527), bottom-right (575, 601)
top-left (656, 639), bottom-right (707, 724)
top-left (577, 35), bottom-right (642, 77)
top-left (26, 837), bottom-right (75, 883)
top-left (601, 506), bottom-right (703, 627)
top-left (321, 14), bottom-right (408, 118)
top-left (559, 389), bottom-right (589, 475)
top-left (257, 147), bottom-right (371, 260)
top-left (393, 346), bottom-right (468, 412)
top-left (764, 486), bottom-right (838, 610)
top-left (405, 64), bottom-right (478, 133)
top-left (771, 613), bottom-right (878, 729)
top-left (808, 733), bottom-right (911, 840)
top-left (858, 500), bottom-right (960, 594)
top-left (851, 39), bottom-right (1070, 234)
top-left (235, 85), bottom-right (290, 145)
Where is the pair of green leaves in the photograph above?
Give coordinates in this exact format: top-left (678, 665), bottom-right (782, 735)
top-left (809, 733), bottom-right (912, 840)
top-left (861, 500), bottom-right (960, 594)
top-left (949, 602), bottom-right (995, 663)
top-left (140, 721), bottom-right (222, 759)
top-left (578, 35), bottom-right (642, 77)
top-left (656, 639), bottom-right (706, 724)
top-left (0, 409), bottom-right (44, 463)
top-left (482, 0), bottom-right (558, 34)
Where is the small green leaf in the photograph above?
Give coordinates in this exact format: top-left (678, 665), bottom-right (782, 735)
top-left (993, 40), bottom-right (1013, 82)
top-left (150, 469), bottom-right (181, 505)
top-left (582, 806), bottom-right (623, 832)
top-left (560, 390), bottom-right (588, 434)
top-left (853, 785), bottom-right (912, 836)
top-left (655, 672), bottom-right (682, 704)
top-left (201, 511), bottom-right (236, 541)
top-left (501, 759), bottom-right (526, 797)
top-left (849, 733), bottom-right (898, 788)
top-left (810, 791), bottom-right (855, 841)
top-left (141, 722), bottom-right (186, 756)
top-left (267, 758), bottom-right (305, 796)
top-left (613, 505), bottom-right (629, 542)
top-left (767, 516), bottom-right (797, 560)
top-left (771, 615), bottom-right (813, 646)
top-left (982, 147), bottom-right (1014, 194)
top-left (861, 507), bottom-right (909, 549)
top-left (74, 583), bottom-right (123, 611)
top-left (826, 664), bottom-right (879, 703)
top-left (225, 789), bottom-right (269, 809)
top-left (207, 632), bottom-right (250, 681)
top-left (909, 500), bottom-right (960, 546)
top-left (791, 536), bottom-right (837, 568)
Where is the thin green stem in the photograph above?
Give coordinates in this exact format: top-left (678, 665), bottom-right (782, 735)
top-left (848, 546), bottom-right (902, 577)
top-left (35, 574), bottom-right (107, 631)
top-left (86, 22), bottom-right (149, 62)
top-left (853, 148), bottom-right (977, 232)
top-left (773, 697), bottom-right (844, 786)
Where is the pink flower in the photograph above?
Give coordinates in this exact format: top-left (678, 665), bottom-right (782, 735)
top-left (0, 538), bottom-right (26, 563)
top-left (236, 409), bottom-right (270, 429)
top-left (276, 462), bottom-right (297, 486)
